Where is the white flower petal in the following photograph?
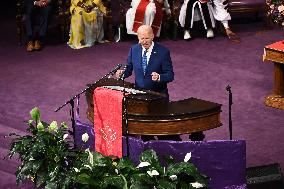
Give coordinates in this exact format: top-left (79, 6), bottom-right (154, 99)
top-left (184, 152), bottom-right (192, 162)
top-left (137, 161), bottom-right (150, 168)
top-left (191, 182), bottom-right (204, 188)
top-left (82, 133), bottom-right (89, 143)
top-left (84, 148), bottom-right (93, 165)
top-left (147, 170), bottom-right (152, 176)
top-left (84, 164), bottom-right (92, 170)
top-left (147, 170), bottom-right (159, 177)
top-left (74, 168), bottom-right (79, 172)
top-left (151, 170), bottom-right (159, 176)
top-left (169, 175), bottom-right (177, 181)
top-left (63, 134), bottom-right (68, 140)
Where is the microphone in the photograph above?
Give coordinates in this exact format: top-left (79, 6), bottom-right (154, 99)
top-left (108, 64), bottom-right (122, 78)
top-left (117, 65), bottom-right (127, 80)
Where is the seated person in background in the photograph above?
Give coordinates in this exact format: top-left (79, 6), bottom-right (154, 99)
top-left (68, 0), bottom-right (107, 49)
top-left (211, 0), bottom-right (240, 42)
top-left (179, 0), bottom-right (215, 40)
top-left (24, 0), bottom-right (52, 52)
top-left (116, 25), bottom-right (180, 141)
top-left (126, 0), bottom-right (171, 38)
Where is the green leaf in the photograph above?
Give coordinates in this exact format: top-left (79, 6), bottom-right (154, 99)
top-left (117, 158), bottom-right (137, 173)
top-left (76, 173), bottom-right (92, 185)
top-left (36, 173), bottom-right (46, 187)
top-left (167, 162), bottom-right (198, 176)
top-left (163, 155), bottom-right (175, 165)
top-left (32, 160), bottom-right (43, 173)
top-left (45, 180), bottom-right (57, 189)
top-left (157, 179), bottom-right (176, 189)
top-left (130, 182), bottom-right (151, 189)
top-left (130, 173), bottom-right (152, 185)
top-left (140, 149), bottom-right (159, 165)
top-left (30, 107), bottom-right (40, 122)
top-left (102, 175), bottom-right (128, 189)
top-left (178, 181), bottom-right (189, 189)
top-left (61, 122), bottom-right (68, 129)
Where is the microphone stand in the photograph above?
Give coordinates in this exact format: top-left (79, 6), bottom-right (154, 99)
top-left (55, 64), bottom-right (122, 148)
top-left (226, 85), bottom-right (233, 140)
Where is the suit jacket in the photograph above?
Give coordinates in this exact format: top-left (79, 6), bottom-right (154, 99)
top-left (124, 43), bottom-right (174, 95)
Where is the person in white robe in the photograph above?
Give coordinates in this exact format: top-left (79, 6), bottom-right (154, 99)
top-left (179, 0), bottom-right (215, 40)
top-left (211, 0), bottom-right (240, 42)
top-left (126, 0), bottom-right (171, 37)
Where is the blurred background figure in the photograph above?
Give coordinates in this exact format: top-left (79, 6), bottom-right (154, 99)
top-left (179, 0), bottom-right (215, 40)
top-left (24, 0), bottom-right (53, 52)
top-left (126, 0), bottom-right (171, 37)
top-left (211, 0), bottom-right (240, 42)
top-left (68, 0), bottom-right (107, 49)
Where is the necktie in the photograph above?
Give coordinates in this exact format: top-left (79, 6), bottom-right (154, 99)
top-left (142, 49), bottom-right (148, 74)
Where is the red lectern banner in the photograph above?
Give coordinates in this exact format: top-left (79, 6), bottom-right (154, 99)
top-left (93, 87), bottom-right (123, 158)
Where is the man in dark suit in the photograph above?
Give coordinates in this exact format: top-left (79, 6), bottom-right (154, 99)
top-left (116, 25), bottom-right (180, 141)
top-left (117, 25), bottom-right (174, 97)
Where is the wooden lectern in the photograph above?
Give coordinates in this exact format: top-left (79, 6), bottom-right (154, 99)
top-left (85, 78), bottom-right (222, 135)
top-left (263, 41), bottom-right (284, 110)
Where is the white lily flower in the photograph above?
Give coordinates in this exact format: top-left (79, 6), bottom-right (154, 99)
top-left (190, 182), bottom-right (204, 188)
top-left (74, 168), bottom-right (79, 172)
top-left (63, 134), bottom-right (68, 140)
top-left (85, 148), bottom-right (94, 165)
top-left (184, 152), bottom-right (192, 162)
top-left (147, 170), bottom-right (159, 177)
top-left (84, 164), bottom-right (92, 170)
top-left (137, 161), bottom-right (150, 168)
top-left (82, 133), bottom-right (89, 143)
top-left (169, 175), bottom-right (177, 181)
top-left (115, 169), bottom-right (119, 174)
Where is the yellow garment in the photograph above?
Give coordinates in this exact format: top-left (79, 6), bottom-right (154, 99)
top-left (68, 0), bottom-right (107, 49)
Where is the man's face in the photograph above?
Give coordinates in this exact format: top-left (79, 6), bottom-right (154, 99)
top-left (138, 30), bottom-right (154, 49)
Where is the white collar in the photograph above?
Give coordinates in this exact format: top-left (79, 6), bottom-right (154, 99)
top-left (142, 42), bottom-right (154, 53)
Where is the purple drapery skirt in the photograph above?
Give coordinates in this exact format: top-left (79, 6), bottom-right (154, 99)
top-left (75, 119), bottom-right (246, 189)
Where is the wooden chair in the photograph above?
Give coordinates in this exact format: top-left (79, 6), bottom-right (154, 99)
top-left (16, 0), bottom-right (70, 45)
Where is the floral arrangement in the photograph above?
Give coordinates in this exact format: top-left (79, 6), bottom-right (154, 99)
top-left (266, 0), bottom-right (284, 25)
top-left (6, 107), bottom-right (209, 189)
